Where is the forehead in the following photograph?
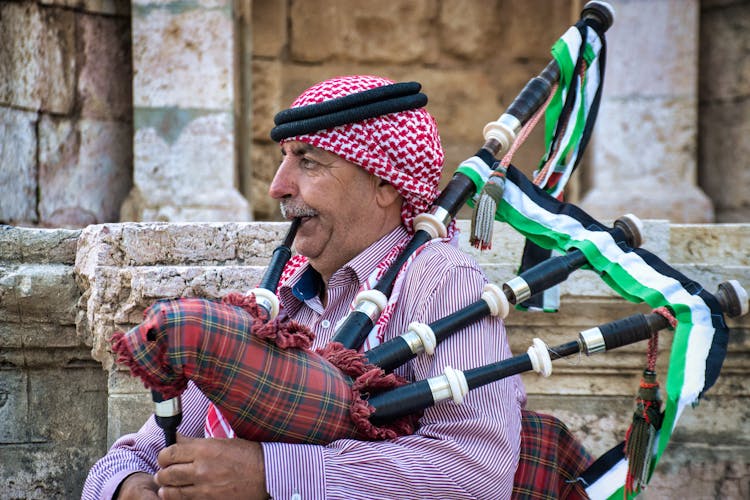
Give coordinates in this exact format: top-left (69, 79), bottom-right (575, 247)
top-left (281, 140), bottom-right (334, 160)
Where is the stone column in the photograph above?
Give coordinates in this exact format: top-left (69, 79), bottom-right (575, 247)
top-left (122, 0), bottom-right (250, 222)
top-left (580, 0), bottom-right (714, 222)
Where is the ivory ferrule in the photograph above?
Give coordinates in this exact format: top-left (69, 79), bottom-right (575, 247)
top-left (482, 283), bottom-right (509, 318)
top-left (154, 397), bottom-right (182, 418)
top-left (579, 326), bottom-right (606, 355)
top-left (482, 114), bottom-right (521, 156)
top-left (413, 212), bottom-right (448, 239)
top-left (354, 289), bottom-right (388, 322)
top-left (250, 288), bottom-right (280, 320)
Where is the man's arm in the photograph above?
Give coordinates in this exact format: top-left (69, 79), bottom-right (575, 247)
top-left (81, 382), bottom-right (210, 500)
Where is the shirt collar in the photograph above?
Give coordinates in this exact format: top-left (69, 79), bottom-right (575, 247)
top-left (278, 225), bottom-right (410, 314)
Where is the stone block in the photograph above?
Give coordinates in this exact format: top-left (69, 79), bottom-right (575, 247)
top-left (0, 107), bottom-right (38, 224)
top-left (39, 0), bottom-right (131, 16)
top-left (106, 389), bottom-right (153, 446)
top-left (583, 97), bottom-right (715, 222)
top-left (494, 0), bottom-right (572, 61)
top-left (641, 444), bottom-right (750, 499)
top-left (78, 13), bottom-right (132, 121)
top-left (0, 369), bottom-right (30, 444)
top-left (132, 3), bottom-right (234, 108)
top-left (251, 60), bottom-right (282, 142)
top-left (252, 0), bottom-right (287, 58)
top-left (38, 116), bottom-right (133, 227)
top-left (0, 226), bottom-right (80, 265)
top-left (671, 224), bottom-right (750, 266)
top-left (289, 0), bottom-right (437, 64)
top-left (0, 365), bottom-right (107, 499)
top-left (699, 99), bottom-right (750, 222)
top-left (250, 142), bottom-right (282, 220)
top-left (76, 222), bottom-right (287, 269)
top-left (593, 99), bottom-right (698, 181)
top-left (0, 264), bottom-right (79, 325)
top-left (131, 110), bottom-right (250, 222)
top-left (437, 0), bottom-right (499, 61)
top-left (0, 323), bottom-right (80, 351)
top-left (0, 2), bottom-right (75, 113)
top-left (699, 2), bottom-right (750, 101)
top-left (605, 0), bottom-right (698, 98)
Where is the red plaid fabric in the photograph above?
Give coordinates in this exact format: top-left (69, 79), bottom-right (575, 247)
top-left (111, 298), bottom-right (363, 444)
top-left (512, 410), bottom-right (593, 500)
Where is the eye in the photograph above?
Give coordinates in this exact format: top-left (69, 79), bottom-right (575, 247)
top-left (299, 156), bottom-right (320, 170)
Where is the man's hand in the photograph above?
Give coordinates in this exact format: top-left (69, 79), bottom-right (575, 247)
top-left (155, 434), bottom-right (269, 500)
top-left (116, 472), bottom-right (159, 499)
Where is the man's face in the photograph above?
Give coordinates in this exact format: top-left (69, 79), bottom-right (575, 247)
top-left (269, 141), bottom-right (396, 281)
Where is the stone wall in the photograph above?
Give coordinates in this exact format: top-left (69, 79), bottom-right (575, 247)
top-left (2, 0), bottom-right (749, 227)
top-left (0, 225), bottom-right (107, 499)
top-left (1, 221), bottom-right (748, 498)
top-left (0, 0), bottom-right (133, 228)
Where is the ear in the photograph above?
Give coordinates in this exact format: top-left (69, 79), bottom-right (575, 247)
top-left (374, 179), bottom-right (402, 209)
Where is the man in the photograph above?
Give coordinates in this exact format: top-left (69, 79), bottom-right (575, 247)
top-left (83, 75), bottom-right (525, 500)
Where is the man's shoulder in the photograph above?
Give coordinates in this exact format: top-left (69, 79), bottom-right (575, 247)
top-left (408, 238), bottom-right (484, 276)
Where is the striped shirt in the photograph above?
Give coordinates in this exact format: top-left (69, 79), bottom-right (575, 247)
top-left (82, 226), bottom-right (526, 499)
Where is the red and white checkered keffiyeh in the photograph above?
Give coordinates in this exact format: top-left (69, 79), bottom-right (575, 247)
top-left (282, 75), bottom-right (445, 233)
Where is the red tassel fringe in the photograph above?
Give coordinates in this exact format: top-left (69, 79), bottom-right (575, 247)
top-left (317, 342), bottom-right (419, 440)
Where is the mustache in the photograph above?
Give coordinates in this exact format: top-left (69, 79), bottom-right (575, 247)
top-left (279, 200), bottom-right (318, 219)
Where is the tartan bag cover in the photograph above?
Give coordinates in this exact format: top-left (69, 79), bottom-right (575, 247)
top-left (512, 410), bottom-right (594, 499)
top-left (111, 297), bottom-right (364, 444)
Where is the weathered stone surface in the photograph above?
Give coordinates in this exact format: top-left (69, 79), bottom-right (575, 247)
top-left (251, 60), bottom-right (282, 142)
top-left (38, 116), bottom-right (133, 227)
top-left (252, 0), bottom-right (287, 58)
top-left (0, 2), bottom-right (75, 113)
top-left (592, 98), bottom-right (699, 182)
top-left (129, 109), bottom-right (249, 222)
top-left (249, 142), bottom-right (282, 220)
top-left (583, 98), bottom-right (714, 222)
top-left (39, 0), bottom-right (131, 16)
top-left (0, 107), bottom-right (38, 224)
top-left (0, 226), bottom-right (80, 265)
top-left (74, 222), bottom-right (286, 367)
top-left (493, 0), bottom-right (572, 61)
top-left (437, 0), bottom-right (499, 61)
top-left (289, 0), bottom-right (438, 64)
top-left (78, 13), bottom-right (132, 121)
top-left (699, 2), bottom-right (750, 101)
top-left (605, 0), bottom-right (699, 98)
top-left (132, 3), bottom-right (234, 109)
top-left (0, 366), bottom-right (107, 499)
top-left (671, 223), bottom-right (750, 266)
top-left (0, 264), bottom-right (79, 325)
top-left (699, 99), bottom-right (750, 223)
top-left (106, 384), bottom-right (153, 447)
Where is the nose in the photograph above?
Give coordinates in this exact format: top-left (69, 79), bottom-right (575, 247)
top-left (268, 156), bottom-right (297, 200)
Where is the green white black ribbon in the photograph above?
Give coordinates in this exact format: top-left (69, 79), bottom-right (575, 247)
top-left (457, 162), bottom-right (729, 499)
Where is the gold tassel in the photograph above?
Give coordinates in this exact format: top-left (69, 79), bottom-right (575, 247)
top-left (469, 168), bottom-right (506, 250)
top-left (624, 369), bottom-right (663, 494)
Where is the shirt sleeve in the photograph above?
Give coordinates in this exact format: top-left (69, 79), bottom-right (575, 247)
top-left (81, 382), bottom-right (210, 500)
top-left (263, 248), bottom-right (526, 499)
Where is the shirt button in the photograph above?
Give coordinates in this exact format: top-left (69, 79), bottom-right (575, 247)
top-left (321, 319), bottom-right (331, 328)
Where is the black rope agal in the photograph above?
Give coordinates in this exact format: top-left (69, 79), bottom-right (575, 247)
top-left (270, 82), bottom-right (427, 142)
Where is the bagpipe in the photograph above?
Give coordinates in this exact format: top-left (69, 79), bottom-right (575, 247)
top-left (110, 1), bottom-right (749, 498)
